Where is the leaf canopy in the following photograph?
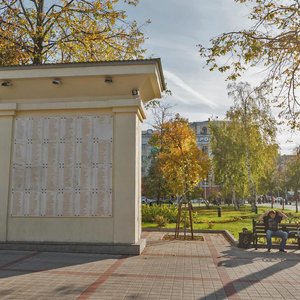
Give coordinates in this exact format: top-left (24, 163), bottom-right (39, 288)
top-left (0, 0), bottom-right (146, 65)
top-left (150, 114), bottom-right (210, 198)
top-left (210, 82), bottom-right (279, 201)
top-left (198, 0), bottom-right (300, 128)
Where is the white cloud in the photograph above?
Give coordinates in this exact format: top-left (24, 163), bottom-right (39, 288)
top-left (164, 70), bottom-right (217, 109)
top-left (123, 0), bottom-right (299, 155)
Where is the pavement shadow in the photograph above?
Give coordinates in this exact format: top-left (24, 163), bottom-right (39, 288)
top-left (219, 246), bottom-right (300, 267)
top-left (198, 246), bottom-right (299, 300)
top-left (0, 250), bottom-right (122, 279)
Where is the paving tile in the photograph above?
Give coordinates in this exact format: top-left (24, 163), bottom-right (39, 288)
top-left (0, 232), bottom-right (300, 299)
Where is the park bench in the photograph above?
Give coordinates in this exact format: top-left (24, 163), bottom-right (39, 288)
top-left (252, 219), bottom-right (300, 250)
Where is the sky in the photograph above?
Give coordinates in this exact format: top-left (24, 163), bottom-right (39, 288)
top-left (119, 0), bottom-right (300, 155)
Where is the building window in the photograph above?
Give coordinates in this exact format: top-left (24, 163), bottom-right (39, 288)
top-left (202, 127), bottom-right (208, 135)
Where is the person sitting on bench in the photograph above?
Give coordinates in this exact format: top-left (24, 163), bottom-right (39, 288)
top-left (259, 210), bottom-right (288, 253)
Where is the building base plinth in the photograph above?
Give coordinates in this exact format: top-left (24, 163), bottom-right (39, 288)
top-left (0, 239), bottom-right (146, 256)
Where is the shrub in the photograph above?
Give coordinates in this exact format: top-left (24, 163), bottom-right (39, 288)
top-left (207, 222), bottom-right (213, 229)
top-left (142, 204), bottom-right (178, 223)
top-left (154, 215), bottom-right (168, 229)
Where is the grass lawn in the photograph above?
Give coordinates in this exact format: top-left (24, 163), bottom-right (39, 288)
top-left (142, 205), bottom-right (300, 239)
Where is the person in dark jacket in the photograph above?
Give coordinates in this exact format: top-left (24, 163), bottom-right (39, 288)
top-left (259, 210), bottom-right (288, 252)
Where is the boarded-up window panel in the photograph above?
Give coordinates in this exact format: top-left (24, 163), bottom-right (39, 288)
top-left (10, 115), bottom-right (113, 217)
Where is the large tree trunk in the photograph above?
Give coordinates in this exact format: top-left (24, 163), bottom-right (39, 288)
top-left (32, 0), bottom-right (45, 64)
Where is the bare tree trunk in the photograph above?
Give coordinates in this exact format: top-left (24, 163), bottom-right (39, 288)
top-left (271, 192), bottom-right (274, 209)
top-left (241, 94), bottom-right (257, 212)
top-left (232, 186), bottom-right (239, 210)
top-left (245, 149), bottom-right (256, 211)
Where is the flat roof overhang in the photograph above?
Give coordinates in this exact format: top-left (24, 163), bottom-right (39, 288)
top-left (0, 59), bottom-right (166, 103)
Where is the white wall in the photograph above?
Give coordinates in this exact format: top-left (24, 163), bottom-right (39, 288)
top-left (0, 112), bottom-right (14, 241)
top-left (1, 105), bottom-right (143, 245)
top-left (0, 61), bottom-right (163, 247)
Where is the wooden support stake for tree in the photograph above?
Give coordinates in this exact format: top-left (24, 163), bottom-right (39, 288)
top-left (175, 202), bottom-right (182, 239)
top-left (188, 201), bottom-right (194, 240)
top-left (174, 200), bottom-right (194, 240)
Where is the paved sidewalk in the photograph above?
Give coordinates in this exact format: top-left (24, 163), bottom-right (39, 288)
top-left (0, 232), bottom-right (300, 299)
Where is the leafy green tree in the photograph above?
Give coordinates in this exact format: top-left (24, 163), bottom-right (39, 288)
top-left (210, 82), bottom-right (279, 210)
top-left (210, 120), bottom-right (247, 209)
top-left (142, 159), bottom-right (168, 202)
top-left (258, 165), bottom-right (280, 208)
top-left (228, 82), bottom-right (278, 209)
top-left (286, 151), bottom-right (300, 212)
top-left (198, 0), bottom-right (300, 128)
top-left (0, 0), bottom-right (145, 65)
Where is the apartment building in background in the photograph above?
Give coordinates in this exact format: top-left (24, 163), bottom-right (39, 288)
top-left (142, 120), bottom-right (211, 177)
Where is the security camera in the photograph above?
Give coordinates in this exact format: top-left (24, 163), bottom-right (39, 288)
top-left (132, 89), bottom-right (139, 96)
top-left (1, 80), bottom-right (12, 87)
top-left (52, 79), bottom-right (61, 85)
top-left (104, 77), bottom-right (113, 84)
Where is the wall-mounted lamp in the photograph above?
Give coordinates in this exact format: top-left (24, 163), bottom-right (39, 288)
top-left (132, 89), bottom-right (139, 96)
top-left (52, 78), bottom-right (62, 85)
top-left (1, 80), bottom-right (12, 87)
top-left (104, 77), bottom-right (113, 84)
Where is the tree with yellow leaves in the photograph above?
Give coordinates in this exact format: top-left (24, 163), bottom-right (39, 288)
top-left (150, 114), bottom-right (210, 200)
top-left (0, 0), bottom-right (146, 65)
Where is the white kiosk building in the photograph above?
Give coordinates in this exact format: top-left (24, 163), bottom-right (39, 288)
top-left (0, 59), bottom-right (165, 255)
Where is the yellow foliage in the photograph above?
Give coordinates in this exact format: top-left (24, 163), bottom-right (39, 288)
top-left (0, 0), bottom-right (145, 65)
top-left (153, 115), bottom-right (210, 197)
